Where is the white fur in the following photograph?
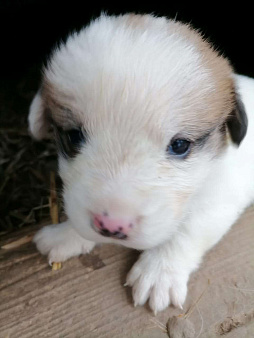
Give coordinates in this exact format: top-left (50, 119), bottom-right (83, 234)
top-left (29, 14), bottom-right (254, 314)
top-left (28, 91), bottom-right (48, 140)
top-left (33, 222), bottom-right (95, 265)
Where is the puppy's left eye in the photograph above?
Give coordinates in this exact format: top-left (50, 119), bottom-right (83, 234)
top-left (167, 138), bottom-right (191, 158)
top-left (54, 126), bottom-right (87, 158)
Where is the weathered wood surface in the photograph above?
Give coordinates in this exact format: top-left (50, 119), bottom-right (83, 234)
top-left (0, 207), bottom-right (254, 338)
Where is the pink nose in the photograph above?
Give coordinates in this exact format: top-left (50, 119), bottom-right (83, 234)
top-left (92, 213), bottom-right (133, 239)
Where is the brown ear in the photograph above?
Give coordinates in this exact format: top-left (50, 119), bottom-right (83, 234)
top-left (28, 89), bottom-right (51, 140)
top-left (227, 93), bottom-right (248, 146)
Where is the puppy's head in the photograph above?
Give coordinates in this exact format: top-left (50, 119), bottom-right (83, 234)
top-left (29, 14), bottom-right (247, 250)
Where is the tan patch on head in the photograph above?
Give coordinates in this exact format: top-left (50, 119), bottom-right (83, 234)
top-left (41, 14), bottom-right (236, 147)
top-left (124, 14), bottom-right (234, 120)
top-left (121, 15), bottom-right (236, 145)
top-left (123, 13), bottom-right (149, 29)
top-left (165, 20), bottom-right (235, 135)
top-left (41, 80), bottom-right (79, 129)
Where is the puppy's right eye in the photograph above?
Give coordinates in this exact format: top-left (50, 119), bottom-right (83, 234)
top-left (54, 126), bottom-right (87, 158)
top-left (167, 138), bottom-right (191, 158)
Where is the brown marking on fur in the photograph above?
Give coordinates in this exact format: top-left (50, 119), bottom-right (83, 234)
top-left (41, 81), bottom-right (79, 129)
top-left (41, 14), bottom-right (238, 149)
top-left (121, 14), bottom-right (237, 150)
top-left (124, 14), bottom-right (235, 125)
top-left (168, 20), bottom-right (234, 96)
top-left (123, 13), bottom-right (151, 30)
top-left (165, 20), bottom-right (235, 130)
top-left (197, 125), bottom-right (228, 157)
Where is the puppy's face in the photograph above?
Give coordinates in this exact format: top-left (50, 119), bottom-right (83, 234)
top-left (29, 14), bottom-right (247, 250)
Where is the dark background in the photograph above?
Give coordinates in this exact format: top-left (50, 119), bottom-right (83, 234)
top-left (1, 1), bottom-right (254, 80)
top-left (0, 1), bottom-right (253, 232)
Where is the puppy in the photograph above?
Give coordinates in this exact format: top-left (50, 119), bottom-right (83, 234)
top-left (29, 13), bottom-right (254, 313)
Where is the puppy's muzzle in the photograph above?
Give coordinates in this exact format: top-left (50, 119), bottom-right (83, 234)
top-left (92, 213), bottom-right (134, 239)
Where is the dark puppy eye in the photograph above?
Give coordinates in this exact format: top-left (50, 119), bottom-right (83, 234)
top-left (54, 126), bottom-right (87, 158)
top-left (67, 128), bottom-right (85, 147)
top-left (167, 138), bottom-right (191, 158)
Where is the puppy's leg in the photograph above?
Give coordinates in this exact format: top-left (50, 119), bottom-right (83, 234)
top-left (33, 221), bottom-right (95, 264)
top-left (126, 202), bottom-right (244, 314)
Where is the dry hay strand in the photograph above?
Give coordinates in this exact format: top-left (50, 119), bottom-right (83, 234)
top-left (0, 71), bottom-right (62, 233)
top-left (167, 280), bottom-right (210, 338)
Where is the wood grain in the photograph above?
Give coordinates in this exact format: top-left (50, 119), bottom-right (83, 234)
top-left (0, 207), bottom-right (254, 337)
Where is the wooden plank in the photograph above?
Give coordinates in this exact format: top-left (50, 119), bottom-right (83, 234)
top-left (0, 207), bottom-right (254, 337)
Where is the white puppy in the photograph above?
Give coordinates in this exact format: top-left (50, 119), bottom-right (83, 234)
top-left (29, 13), bottom-right (254, 314)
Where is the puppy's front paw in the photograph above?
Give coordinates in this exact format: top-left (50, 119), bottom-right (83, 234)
top-left (33, 222), bottom-right (95, 264)
top-left (126, 252), bottom-right (188, 314)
